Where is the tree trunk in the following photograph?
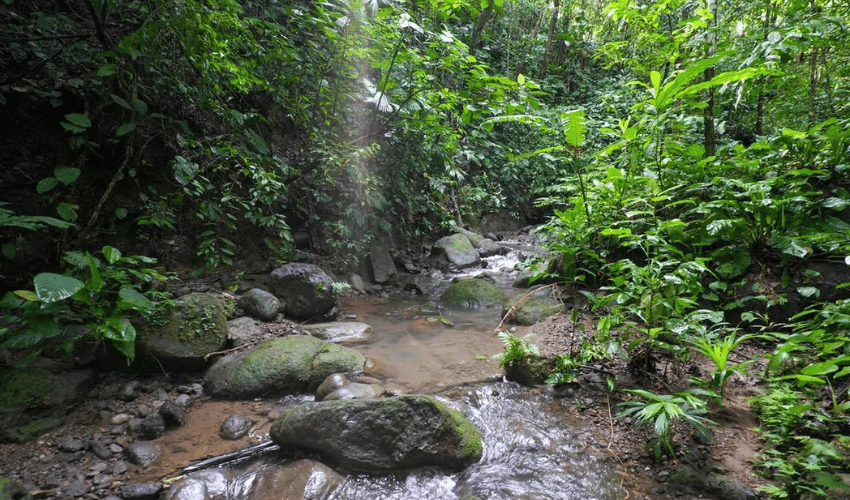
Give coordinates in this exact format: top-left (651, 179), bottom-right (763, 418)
top-left (539, 0), bottom-right (560, 79)
top-left (469, 3), bottom-right (495, 56)
top-left (703, 0), bottom-right (717, 157)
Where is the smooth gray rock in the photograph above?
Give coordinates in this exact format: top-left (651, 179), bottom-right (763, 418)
top-left (269, 263), bottom-right (338, 320)
top-left (161, 469), bottom-right (230, 500)
top-left (247, 460), bottom-right (343, 500)
top-left (137, 413), bottom-right (166, 440)
top-left (369, 242), bottom-right (397, 284)
top-left (301, 322), bottom-right (372, 343)
top-left (315, 373), bottom-right (350, 401)
top-left (204, 336), bottom-right (365, 398)
top-left (322, 383), bottom-right (382, 401)
top-left (270, 395), bottom-right (483, 472)
top-left (237, 288), bottom-right (282, 322)
top-left (219, 414), bottom-right (252, 440)
top-left (227, 317), bottom-right (263, 347)
top-left (347, 273), bottom-right (366, 293)
top-left (125, 441), bottom-right (161, 468)
top-left (429, 233), bottom-right (481, 270)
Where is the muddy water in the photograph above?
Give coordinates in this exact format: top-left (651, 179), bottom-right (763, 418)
top-left (145, 246), bottom-right (625, 499)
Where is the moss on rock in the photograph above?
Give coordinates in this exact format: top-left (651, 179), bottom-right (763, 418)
top-left (441, 279), bottom-right (507, 308)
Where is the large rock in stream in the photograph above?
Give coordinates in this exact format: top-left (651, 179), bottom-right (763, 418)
top-left (428, 233), bottom-right (481, 270)
top-left (204, 336), bottom-right (365, 398)
top-left (270, 395), bottom-right (483, 472)
top-left (269, 263), bottom-right (338, 320)
top-left (134, 293), bottom-right (229, 371)
top-left (441, 278), bottom-right (507, 308)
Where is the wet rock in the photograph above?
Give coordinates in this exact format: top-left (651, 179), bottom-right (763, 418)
top-left (58, 435), bottom-right (85, 452)
top-left (429, 233), bottom-right (481, 270)
top-left (134, 293), bottom-right (229, 372)
top-left (227, 317), bottom-right (263, 347)
top-left (219, 414), bottom-right (253, 440)
top-left (322, 383), bottom-right (383, 401)
top-left (174, 394), bottom-right (192, 407)
top-left (502, 289), bottom-right (566, 326)
top-left (347, 273), bottom-right (366, 293)
top-left (237, 288), bottom-right (282, 322)
top-left (159, 401), bottom-right (186, 427)
top-left (315, 373), bottom-right (350, 401)
top-left (204, 336), bottom-right (365, 398)
top-left (270, 394), bottom-right (483, 472)
top-left (137, 413), bottom-right (166, 440)
top-left (504, 354), bottom-right (553, 386)
top-left (441, 278), bottom-right (507, 308)
top-left (301, 322), bottom-right (373, 343)
top-left (117, 380), bottom-right (142, 401)
top-left (126, 441), bottom-right (161, 468)
top-left (269, 263), bottom-right (338, 320)
top-left (369, 241), bottom-right (397, 284)
top-left (118, 482), bottom-right (163, 500)
top-left (91, 440), bottom-right (112, 459)
top-left (248, 459), bottom-right (343, 500)
top-left (161, 469), bottom-right (230, 500)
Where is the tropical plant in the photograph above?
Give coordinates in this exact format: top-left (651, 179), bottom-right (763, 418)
top-left (0, 247), bottom-right (169, 365)
top-left (688, 329), bottom-right (756, 398)
top-left (494, 331), bottom-right (541, 367)
top-left (618, 388), bottom-right (717, 461)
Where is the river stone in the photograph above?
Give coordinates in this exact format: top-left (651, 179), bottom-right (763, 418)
top-left (125, 441), bottom-right (162, 468)
top-left (269, 263), bottom-right (338, 320)
top-left (227, 317), bottom-right (263, 347)
top-left (237, 288), bottom-right (281, 321)
top-left (301, 322), bottom-right (372, 342)
top-left (248, 459), bottom-right (344, 500)
top-left (502, 291), bottom-right (566, 326)
top-left (429, 233), bottom-right (481, 270)
top-left (322, 382), bottom-right (383, 401)
top-left (204, 336), bottom-right (365, 398)
top-left (270, 394), bottom-right (483, 472)
top-left (455, 228), bottom-right (505, 258)
top-left (369, 241), bottom-right (398, 284)
top-left (219, 414), bottom-right (252, 440)
top-left (135, 293), bottom-right (229, 371)
top-left (315, 373), bottom-right (350, 401)
top-left (441, 278), bottom-right (507, 308)
top-left (161, 469), bottom-right (230, 500)
top-left (118, 482), bottom-right (164, 500)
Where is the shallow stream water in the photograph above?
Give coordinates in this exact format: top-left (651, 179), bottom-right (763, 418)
top-left (167, 243), bottom-right (626, 499)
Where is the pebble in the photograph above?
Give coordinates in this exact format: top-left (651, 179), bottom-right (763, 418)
top-left (173, 394), bottom-right (192, 407)
top-left (111, 413), bottom-right (131, 425)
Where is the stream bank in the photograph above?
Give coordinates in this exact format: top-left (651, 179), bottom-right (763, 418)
top-left (0, 232), bottom-right (772, 500)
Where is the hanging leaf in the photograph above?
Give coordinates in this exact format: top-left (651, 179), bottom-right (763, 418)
top-left (562, 109), bottom-right (586, 148)
top-left (102, 246), bottom-right (122, 264)
top-left (54, 166), bottom-right (80, 185)
top-left (56, 202), bottom-right (78, 222)
top-left (36, 177), bottom-right (59, 194)
top-left (110, 94), bottom-right (132, 110)
top-left (64, 113), bottom-right (91, 128)
top-left (33, 273), bottom-right (85, 303)
top-left (118, 286), bottom-right (155, 312)
top-left (116, 123), bottom-right (136, 136)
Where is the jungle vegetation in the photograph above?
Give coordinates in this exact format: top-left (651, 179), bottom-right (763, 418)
top-left (1, 0), bottom-right (849, 496)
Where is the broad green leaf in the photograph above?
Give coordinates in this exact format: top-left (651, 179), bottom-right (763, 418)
top-left (33, 273), bottom-right (84, 303)
top-left (56, 202), bottom-right (78, 222)
top-left (64, 113), bottom-right (91, 128)
top-left (12, 290), bottom-right (38, 302)
top-left (118, 286), bottom-right (154, 312)
top-left (111, 339), bottom-right (135, 364)
top-left (116, 123), bottom-right (136, 136)
top-left (54, 166), bottom-right (80, 185)
top-left (86, 252), bottom-right (104, 293)
top-left (37, 177), bottom-right (59, 193)
top-left (562, 109), bottom-right (586, 148)
top-left (797, 286), bottom-right (820, 299)
top-left (131, 98), bottom-right (147, 115)
top-left (801, 361), bottom-right (838, 377)
top-left (102, 246), bottom-right (121, 264)
top-left (110, 94), bottom-right (132, 110)
top-left (114, 207), bottom-right (128, 219)
top-left (97, 63), bottom-right (117, 76)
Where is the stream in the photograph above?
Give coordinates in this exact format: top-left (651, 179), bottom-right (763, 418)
top-left (168, 241), bottom-right (626, 499)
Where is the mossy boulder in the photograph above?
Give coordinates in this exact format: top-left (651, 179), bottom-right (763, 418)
top-left (204, 335), bottom-right (366, 398)
top-left (441, 278), bottom-right (507, 308)
top-left (504, 355), bottom-right (553, 386)
top-left (135, 293), bottom-right (229, 372)
top-left (429, 233), bottom-right (481, 270)
top-left (0, 367), bottom-right (94, 442)
top-left (502, 291), bottom-right (566, 326)
top-left (270, 394), bottom-right (482, 471)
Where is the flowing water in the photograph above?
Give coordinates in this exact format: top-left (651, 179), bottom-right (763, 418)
top-left (169, 242), bottom-right (625, 499)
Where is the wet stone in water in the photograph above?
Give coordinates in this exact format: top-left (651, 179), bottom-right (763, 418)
top-left (219, 414), bottom-right (253, 440)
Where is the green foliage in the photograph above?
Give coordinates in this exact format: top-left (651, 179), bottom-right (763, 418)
top-left (618, 388), bottom-right (717, 461)
top-left (0, 247), bottom-right (170, 364)
top-left (494, 331), bottom-right (541, 367)
top-left (688, 329), bottom-right (756, 398)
